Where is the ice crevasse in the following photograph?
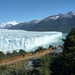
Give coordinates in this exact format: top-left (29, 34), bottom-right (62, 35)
top-left (0, 30), bottom-right (63, 53)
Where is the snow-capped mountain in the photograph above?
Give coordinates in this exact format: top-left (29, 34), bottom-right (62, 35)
top-left (25, 20), bottom-right (40, 24)
top-left (0, 21), bottom-right (18, 29)
top-left (0, 20), bottom-right (40, 29)
top-left (0, 23), bottom-right (12, 28)
top-left (43, 11), bottom-right (75, 21)
top-left (8, 11), bottom-right (75, 32)
top-left (8, 20), bottom-right (40, 30)
top-left (43, 15), bottom-right (59, 21)
top-left (0, 11), bottom-right (75, 32)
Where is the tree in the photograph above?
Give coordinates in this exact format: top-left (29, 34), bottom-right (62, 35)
top-left (49, 45), bottom-right (53, 49)
top-left (19, 49), bottom-right (26, 54)
top-left (50, 28), bottom-right (75, 75)
top-left (63, 28), bottom-right (75, 75)
top-left (64, 28), bottom-right (75, 50)
top-left (13, 50), bottom-right (18, 54)
top-left (0, 51), bottom-right (5, 59)
top-left (6, 51), bottom-right (11, 57)
top-left (35, 46), bottom-right (44, 52)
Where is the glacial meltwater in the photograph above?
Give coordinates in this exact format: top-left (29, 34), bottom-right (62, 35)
top-left (0, 29), bottom-right (67, 53)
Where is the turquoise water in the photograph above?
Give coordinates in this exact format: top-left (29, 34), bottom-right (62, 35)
top-left (25, 33), bottom-right (68, 52)
top-left (38, 33), bottom-right (68, 48)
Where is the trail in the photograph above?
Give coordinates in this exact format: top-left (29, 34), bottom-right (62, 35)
top-left (0, 48), bottom-right (52, 66)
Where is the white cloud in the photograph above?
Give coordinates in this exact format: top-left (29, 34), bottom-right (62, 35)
top-left (6, 20), bottom-right (18, 25)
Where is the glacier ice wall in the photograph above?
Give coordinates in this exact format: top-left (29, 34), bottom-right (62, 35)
top-left (0, 29), bottom-right (63, 53)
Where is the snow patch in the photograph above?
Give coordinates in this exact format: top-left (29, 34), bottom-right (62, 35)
top-left (6, 20), bottom-right (18, 25)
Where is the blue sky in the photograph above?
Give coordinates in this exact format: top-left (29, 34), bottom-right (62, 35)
top-left (0, 0), bottom-right (75, 23)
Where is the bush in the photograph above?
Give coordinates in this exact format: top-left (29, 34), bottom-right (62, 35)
top-left (0, 51), bottom-right (5, 59)
top-left (49, 45), bottom-right (53, 48)
top-left (35, 46), bottom-right (44, 52)
top-left (19, 49), bottom-right (26, 54)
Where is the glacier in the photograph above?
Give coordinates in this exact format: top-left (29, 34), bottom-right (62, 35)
top-left (0, 29), bottom-right (65, 53)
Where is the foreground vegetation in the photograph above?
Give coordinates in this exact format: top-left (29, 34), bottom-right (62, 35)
top-left (0, 46), bottom-right (46, 60)
top-left (0, 28), bottom-right (75, 75)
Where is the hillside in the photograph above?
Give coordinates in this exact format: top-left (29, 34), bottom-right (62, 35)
top-left (0, 48), bottom-right (52, 66)
top-left (9, 11), bottom-right (75, 33)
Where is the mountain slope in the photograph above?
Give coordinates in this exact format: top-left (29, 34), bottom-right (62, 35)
top-left (26, 12), bottom-right (75, 32)
top-left (9, 20), bottom-right (40, 30)
top-left (9, 11), bottom-right (75, 32)
top-left (0, 21), bottom-right (18, 29)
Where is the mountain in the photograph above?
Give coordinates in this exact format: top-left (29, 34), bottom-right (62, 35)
top-left (2, 11), bottom-right (75, 32)
top-left (0, 23), bottom-right (12, 29)
top-left (28, 11), bottom-right (75, 32)
top-left (9, 20), bottom-right (40, 30)
top-left (0, 21), bottom-right (19, 29)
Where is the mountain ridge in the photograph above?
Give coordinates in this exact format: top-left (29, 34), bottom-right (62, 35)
top-left (1, 11), bottom-right (75, 32)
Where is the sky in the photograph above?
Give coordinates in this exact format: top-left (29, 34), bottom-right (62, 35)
top-left (0, 0), bottom-right (75, 24)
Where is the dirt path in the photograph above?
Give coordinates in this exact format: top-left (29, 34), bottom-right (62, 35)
top-left (0, 48), bottom-right (52, 66)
